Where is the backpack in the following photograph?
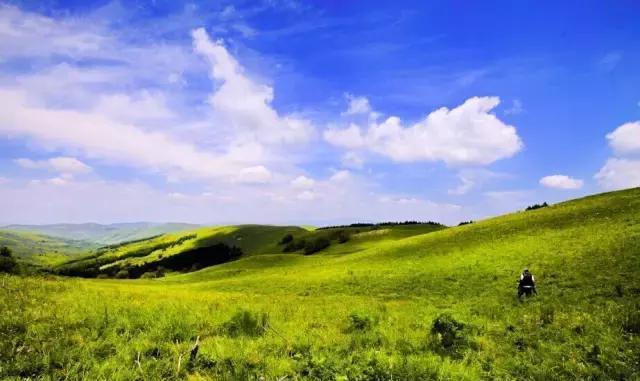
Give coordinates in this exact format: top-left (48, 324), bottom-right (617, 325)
top-left (521, 273), bottom-right (534, 286)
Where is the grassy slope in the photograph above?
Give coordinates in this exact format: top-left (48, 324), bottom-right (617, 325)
top-left (0, 230), bottom-right (94, 265)
top-left (57, 224), bottom-right (308, 275)
top-left (2, 222), bottom-right (199, 245)
top-left (2, 188), bottom-right (640, 380)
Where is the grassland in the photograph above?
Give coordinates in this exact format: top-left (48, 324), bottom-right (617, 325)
top-left (2, 222), bottom-right (200, 246)
top-left (2, 188), bottom-right (640, 380)
top-left (0, 230), bottom-right (94, 266)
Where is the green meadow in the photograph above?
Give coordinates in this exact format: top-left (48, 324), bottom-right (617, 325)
top-left (2, 188), bottom-right (640, 380)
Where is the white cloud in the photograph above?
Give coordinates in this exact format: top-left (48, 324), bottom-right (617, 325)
top-left (296, 190), bottom-right (316, 201)
top-left (341, 151), bottom-right (364, 169)
top-left (594, 158), bottom-right (640, 190)
top-left (329, 170), bottom-right (351, 182)
top-left (192, 27), bottom-right (313, 145)
top-left (0, 89), bottom-right (251, 180)
top-left (448, 168), bottom-right (504, 195)
top-left (324, 96), bottom-right (523, 166)
top-left (598, 51), bottom-right (622, 72)
top-left (93, 91), bottom-right (175, 123)
top-left (449, 176), bottom-right (475, 195)
top-left (342, 94), bottom-right (372, 116)
top-left (324, 123), bottom-right (365, 149)
top-left (606, 121), bottom-right (640, 155)
top-left (236, 166), bottom-right (272, 184)
top-left (47, 177), bottom-right (69, 186)
top-left (539, 175), bottom-right (584, 190)
top-left (291, 175), bottom-right (315, 189)
top-left (15, 156), bottom-right (92, 174)
top-left (504, 99), bottom-right (524, 115)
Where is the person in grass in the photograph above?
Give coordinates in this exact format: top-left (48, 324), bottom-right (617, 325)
top-left (518, 268), bottom-right (537, 298)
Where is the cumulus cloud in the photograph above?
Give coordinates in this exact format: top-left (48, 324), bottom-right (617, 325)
top-left (291, 175), bottom-right (315, 189)
top-left (606, 121), bottom-right (640, 155)
top-left (192, 27), bottom-right (313, 145)
top-left (15, 156), bottom-right (92, 174)
top-left (539, 175), bottom-right (584, 190)
top-left (595, 121), bottom-right (640, 191)
top-left (342, 94), bottom-right (372, 116)
top-left (235, 165), bottom-right (272, 184)
top-left (594, 158), bottom-right (640, 190)
top-left (0, 89), bottom-right (254, 180)
top-left (324, 96), bottom-right (523, 166)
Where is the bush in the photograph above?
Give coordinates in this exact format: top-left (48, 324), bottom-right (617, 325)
top-left (279, 234), bottom-right (294, 245)
top-left (346, 312), bottom-right (375, 332)
top-left (140, 271), bottom-right (160, 279)
top-left (283, 239), bottom-right (306, 253)
top-left (114, 270), bottom-right (130, 279)
top-left (304, 237), bottom-right (330, 255)
top-left (222, 309), bottom-right (269, 337)
top-left (0, 246), bottom-right (17, 273)
top-left (525, 202), bottom-right (549, 211)
top-left (337, 231), bottom-right (351, 244)
top-left (430, 313), bottom-right (470, 358)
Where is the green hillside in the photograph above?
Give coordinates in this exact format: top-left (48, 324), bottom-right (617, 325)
top-left (54, 223), bottom-right (445, 279)
top-left (2, 188), bottom-right (640, 380)
top-left (54, 224), bottom-right (308, 278)
top-left (0, 230), bottom-right (94, 265)
top-left (2, 222), bottom-right (199, 245)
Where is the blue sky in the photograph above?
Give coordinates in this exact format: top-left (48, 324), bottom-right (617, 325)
top-left (0, 0), bottom-right (638, 225)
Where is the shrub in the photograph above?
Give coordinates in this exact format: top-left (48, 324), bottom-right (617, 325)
top-left (114, 269), bottom-right (130, 279)
top-left (279, 234), bottom-right (294, 245)
top-left (140, 271), bottom-right (160, 279)
top-left (0, 246), bottom-right (17, 273)
top-left (304, 237), bottom-right (330, 255)
top-left (430, 313), bottom-right (470, 358)
top-left (525, 202), bottom-right (549, 211)
top-left (283, 239), bottom-right (306, 253)
top-left (337, 231), bottom-right (351, 244)
top-left (346, 312), bottom-right (375, 332)
top-left (222, 309), bottom-right (269, 337)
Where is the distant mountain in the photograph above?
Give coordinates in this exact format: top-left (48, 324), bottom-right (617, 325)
top-left (1, 222), bottom-right (200, 245)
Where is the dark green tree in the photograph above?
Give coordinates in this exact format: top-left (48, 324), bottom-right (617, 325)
top-left (0, 246), bottom-right (17, 273)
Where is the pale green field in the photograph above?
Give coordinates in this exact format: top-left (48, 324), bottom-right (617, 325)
top-left (2, 188), bottom-right (640, 380)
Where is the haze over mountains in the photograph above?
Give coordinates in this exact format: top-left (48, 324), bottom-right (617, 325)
top-left (1, 222), bottom-right (199, 245)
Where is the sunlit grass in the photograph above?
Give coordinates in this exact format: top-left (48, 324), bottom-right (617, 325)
top-left (2, 188), bottom-right (639, 380)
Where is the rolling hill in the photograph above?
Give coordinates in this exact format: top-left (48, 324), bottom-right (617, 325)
top-left (2, 188), bottom-right (639, 380)
top-left (0, 230), bottom-right (95, 265)
top-left (53, 223), bottom-right (446, 278)
top-left (1, 222), bottom-right (199, 245)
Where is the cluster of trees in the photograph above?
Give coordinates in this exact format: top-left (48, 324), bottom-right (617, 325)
top-left (0, 246), bottom-right (17, 273)
top-left (281, 228), bottom-right (352, 255)
top-left (457, 220), bottom-right (474, 226)
top-left (57, 242), bottom-right (242, 279)
top-left (525, 202), bottom-right (549, 211)
top-left (111, 243), bottom-right (242, 279)
top-left (317, 221), bottom-right (443, 230)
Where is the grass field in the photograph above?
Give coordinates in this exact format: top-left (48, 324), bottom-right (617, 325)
top-left (2, 188), bottom-right (640, 380)
top-left (0, 230), bottom-right (94, 266)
